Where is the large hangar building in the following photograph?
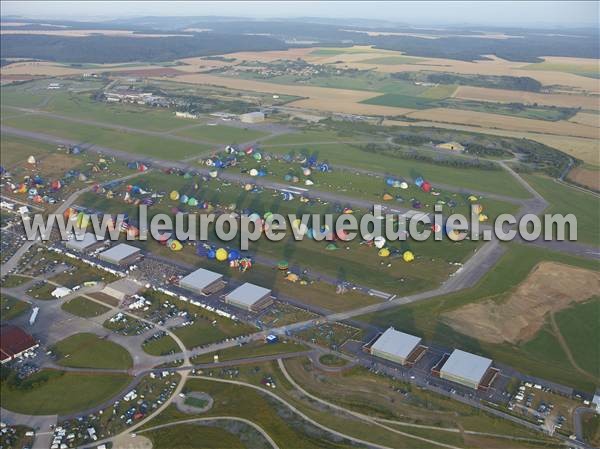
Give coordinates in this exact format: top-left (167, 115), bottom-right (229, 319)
top-left (439, 349), bottom-right (493, 389)
top-left (179, 268), bottom-right (225, 295)
top-left (98, 243), bottom-right (141, 266)
top-left (224, 283), bottom-right (272, 312)
top-left (370, 327), bottom-right (423, 366)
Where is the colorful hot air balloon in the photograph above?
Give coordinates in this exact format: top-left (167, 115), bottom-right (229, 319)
top-left (215, 248), bottom-right (228, 262)
top-left (403, 251), bottom-right (415, 262)
top-left (169, 239), bottom-right (183, 251)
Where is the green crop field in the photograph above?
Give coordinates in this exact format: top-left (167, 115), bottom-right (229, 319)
top-left (524, 174), bottom-right (599, 245)
top-left (173, 124), bottom-right (269, 143)
top-left (555, 298), bottom-right (600, 378)
top-left (1, 369), bottom-right (132, 415)
top-left (359, 243), bottom-right (599, 392)
top-left (51, 333), bottom-right (133, 370)
top-left (0, 294), bottom-right (30, 321)
top-left (2, 115), bottom-right (212, 160)
top-left (61, 296), bottom-right (110, 318)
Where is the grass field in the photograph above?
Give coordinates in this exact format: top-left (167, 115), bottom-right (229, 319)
top-left (0, 134), bottom-right (56, 167)
top-left (359, 243), bottom-right (599, 392)
top-left (259, 139), bottom-right (531, 199)
top-left (359, 56), bottom-right (426, 65)
top-left (523, 174), bottom-right (599, 245)
top-left (173, 124), bottom-right (268, 143)
top-left (554, 297), bottom-right (600, 378)
top-left (143, 334), bottom-right (181, 356)
top-left (2, 115), bottom-right (213, 160)
top-left (172, 318), bottom-right (248, 350)
top-left (52, 333), bottom-right (133, 370)
top-left (361, 93), bottom-right (439, 109)
top-left (0, 294), bottom-right (30, 321)
top-left (1, 369), bottom-right (132, 415)
top-left (61, 296), bottom-right (110, 318)
top-left (145, 424), bottom-right (246, 449)
top-left (191, 340), bottom-right (307, 364)
top-left (522, 61), bottom-right (600, 79)
top-left (0, 275), bottom-right (31, 288)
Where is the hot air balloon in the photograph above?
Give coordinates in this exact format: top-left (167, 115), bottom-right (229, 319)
top-left (421, 181), bottom-right (432, 193)
top-left (180, 194), bottom-right (189, 204)
top-left (302, 167), bottom-right (312, 176)
top-left (127, 225), bottom-right (139, 239)
top-left (215, 248), bottom-right (228, 262)
top-left (249, 169), bottom-right (259, 177)
top-left (478, 213), bottom-right (488, 222)
top-left (382, 193), bottom-right (393, 201)
top-left (374, 236), bottom-right (386, 249)
top-left (286, 273), bottom-right (299, 282)
top-left (209, 170), bottom-right (218, 178)
top-left (305, 179), bottom-right (314, 186)
top-left (415, 176), bottom-right (424, 188)
top-left (187, 197), bottom-right (198, 206)
top-left (400, 182), bottom-right (408, 189)
top-left (27, 155), bottom-right (36, 165)
top-left (378, 248), bottom-right (390, 257)
top-left (228, 250), bottom-right (240, 261)
top-left (169, 239), bottom-right (183, 251)
top-left (170, 190), bottom-right (180, 201)
top-left (472, 204), bottom-right (483, 215)
top-left (277, 260), bottom-right (289, 270)
top-left (468, 195), bottom-right (478, 202)
top-left (403, 251), bottom-right (415, 262)
top-left (207, 249), bottom-right (216, 259)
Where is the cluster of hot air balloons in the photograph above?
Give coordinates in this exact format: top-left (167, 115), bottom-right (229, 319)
top-left (196, 244), bottom-right (253, 271)
top-left (357, 235), bottom-right (415, 263)
top-left (127, 161), bottom-right (149, 172)
top-left (5, 173), bottom-right (64, 204)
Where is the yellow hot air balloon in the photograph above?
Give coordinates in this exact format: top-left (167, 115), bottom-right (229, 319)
top-left (468, 195), bottom-right (478, 202)
top-left (472, 204), bottom-right (483, 215)
top-left (76, 212), bottom-right (90, 229)
top-left (378, 248), bottom-right (390, 257)
top-left (285, 273), bottom-right (300, 282)
top-left (478, 213), bottom-right (488, 222)
top-left (403, 251), bottom-right (415, 262)
top-left (216, 248), bottom-right (228, 262)
top-left (170, 190), bottom-right (180, 201)
top-left (382, 193), bottom-right (393, 201)
top-left (169, 239), bottom-right (183, 251)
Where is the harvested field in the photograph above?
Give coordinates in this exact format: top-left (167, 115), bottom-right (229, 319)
top-left (110, 67), bottom-right (187, 77)
top-left (405, 107), bottom-right (598, 139)
top-left (1, 61), bottom-right (161, 77)
top-left (383, 119), bottom-right (600, 165)
top-left (569, 112), bottom-right (600, 127)
top-left (155, 73), bottom-right (412, 115)
top-left (442, 262), bottom-right (600, 344)
top-left (567, 166), bottom-right (600, 191)
top-left (452, 86), bottom-right (600, 110)
top-left (223, 47), bottom-right (315, 62)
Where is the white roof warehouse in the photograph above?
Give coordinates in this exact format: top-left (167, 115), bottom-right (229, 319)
top-left (65, 232), bottom-right (104, 252)
top-left (440, 349), bottom-right (493, 389)
top-left (370, 327), bottom-right (422, 366)
top-left (179, 268), bottom-right (224, 295)
top-left (224, 282), bottom-right (273, 312)
top-left (98, 243), bottom-right (141, 266)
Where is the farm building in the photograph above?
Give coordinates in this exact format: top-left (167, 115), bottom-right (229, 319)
top-left (102, 278), bottom-right (142, 301)
top-left (224, 282), bottom-right (273, 312)
top-left (436, 141), bottom-right (465, 152)
top-left (1, 326), bottom-right (38, 364)
top-left (179, 268), bottom-right (225, 295)
top-left (439, 349), bottom-right (493, 389)
top-left (370, 327), bottom-right (423, 366)
top-left (65, 232), bottom-right (105, 253)
top-left (240, 111), bottom-right (265, 123)
top-left (98, 243), bottom-right (141, 266)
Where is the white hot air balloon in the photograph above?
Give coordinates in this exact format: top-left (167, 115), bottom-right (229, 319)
top-left (374, 236), bottom-right (386, 249)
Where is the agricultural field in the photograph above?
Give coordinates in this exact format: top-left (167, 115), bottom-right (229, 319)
top-left (51, 333), bottom-right (134, 370)
top-left (0, 369), bottom-right (132, 415)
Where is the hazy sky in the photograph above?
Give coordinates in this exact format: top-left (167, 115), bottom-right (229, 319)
top-left (1, 1), bottom-right (598, 27)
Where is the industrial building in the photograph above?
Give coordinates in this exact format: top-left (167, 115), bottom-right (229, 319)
top-left (65, 232), bottom-right (105, 253)
top-left (1, 326), bottom-right (38, 364)
top-left (98, 243), bottom-right (141, 266)
top-left (102, 278), bottom-right (142, 301)
top-left (370, 327), bottom-right (424, 366)
top-left (439, 349), bottom-right (493, 389)
top-left (240, 111), bottom-right (265, 123)
top-left (224, 282), bottom-right (273, 312)
top-left (179, 268), bottom-right (225, 295)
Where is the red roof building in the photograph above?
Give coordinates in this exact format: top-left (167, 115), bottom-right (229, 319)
top-left (0, 326), bottom-right (38, 363)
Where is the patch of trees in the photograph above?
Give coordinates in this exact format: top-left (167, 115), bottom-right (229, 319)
top-left (0, 34), bottom-right (288, 63)
top-left (463, 144), bottom-right (513, 159)
top-left (392, 71), bottom-right (542, 92)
